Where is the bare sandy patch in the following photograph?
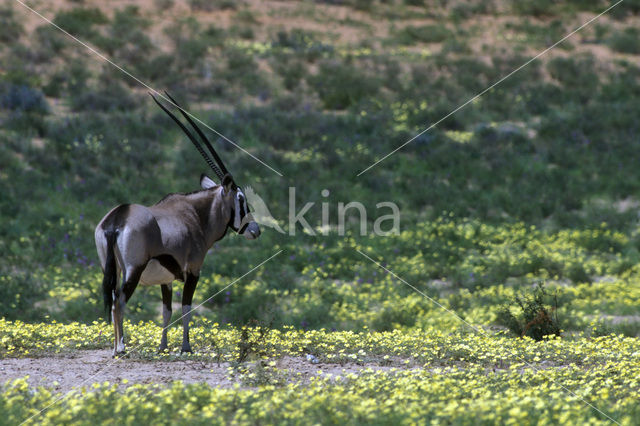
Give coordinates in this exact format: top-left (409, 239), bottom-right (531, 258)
top-left (0, 350), bottom-right (419, 393)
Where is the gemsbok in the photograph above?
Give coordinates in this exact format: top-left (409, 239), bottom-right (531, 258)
top-left (95, 92), bottom-right (260, 356)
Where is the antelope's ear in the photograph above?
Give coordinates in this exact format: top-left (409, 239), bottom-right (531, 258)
top-left (200, 174), bottom-right (217, 190)
top-left (221, 173), bottom-right (235, 194)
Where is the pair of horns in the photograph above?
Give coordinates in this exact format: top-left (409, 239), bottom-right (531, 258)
top-left (151, 91), bottom-right (230, 181)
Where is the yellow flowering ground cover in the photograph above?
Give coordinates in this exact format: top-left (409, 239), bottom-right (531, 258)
top-left (3, 366), bottom-right (639, 425)
top-left (1, 320), bottom-right (639, 424)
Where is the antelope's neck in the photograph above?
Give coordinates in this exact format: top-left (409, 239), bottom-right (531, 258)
top-left (193, 189), bottom-right (231, 248)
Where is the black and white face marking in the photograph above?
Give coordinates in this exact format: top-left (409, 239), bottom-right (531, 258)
top-left (231, 187), bottom-right (261, 239)
top-left (233, 189), bottom-right (249, 231)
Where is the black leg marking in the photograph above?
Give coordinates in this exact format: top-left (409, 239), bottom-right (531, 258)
top-left (123, 266), bottom-right (144, 302)
top-left (182, 273), bottom-right (199, 306)
top-left (153, 254), bottom-right (184, 281)
top-left (161, 283), bottom-right (173, 308)
top-left (181, 273), bottom-right (199, 353)
top-left (159, 284), bottom-right (172, 352)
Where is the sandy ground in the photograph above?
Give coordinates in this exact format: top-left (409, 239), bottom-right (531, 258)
top-left (0, 350), bottom-right (413, 392)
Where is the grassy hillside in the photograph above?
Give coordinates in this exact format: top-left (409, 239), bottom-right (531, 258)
top-left (2, 0), bottom-right (640, 330)
top-left (1, 0), bottom-right (640, 422)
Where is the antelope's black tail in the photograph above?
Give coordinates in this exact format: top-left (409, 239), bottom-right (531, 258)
top-left (102, 229), bottom-right (118, 324)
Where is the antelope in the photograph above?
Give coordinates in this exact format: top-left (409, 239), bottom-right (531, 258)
top-left (95, 92), bottom-right (260, 356)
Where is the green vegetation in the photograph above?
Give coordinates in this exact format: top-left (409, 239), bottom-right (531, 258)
top-left (2, 0), bottom-right (640, 423)
top-left (608, 27), bottom-right (640, 54)
top-left (52, 7), bottom-right (109, 39)
top-left (1, 320), bottom-right (639, 424)
top-left (0, 6), bottom-right (23, 43)
top-left (393, 24), bottom-right (453, 45)
top-left (5, 365), bottom-right (638, 425)
top-left (496, 283), bottom-right (561, 341)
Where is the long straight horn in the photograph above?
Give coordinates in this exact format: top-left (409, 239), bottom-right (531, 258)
top-left (163, 91), bottom-right (231, 177)
top-left (150, 93), bottom-right (225, 180)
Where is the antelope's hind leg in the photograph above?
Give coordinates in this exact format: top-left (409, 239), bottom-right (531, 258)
top-left (159, 283), bottom-right (172, 352)
top-left (113, 266), bottom-right (143, 357)
top-left (112, 287), bottom-right (123, 357)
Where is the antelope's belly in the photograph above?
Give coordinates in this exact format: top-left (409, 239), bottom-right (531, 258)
top-left (140, 260), bottom-right (175, 286)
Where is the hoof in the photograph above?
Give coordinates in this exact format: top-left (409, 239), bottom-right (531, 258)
top-left (158, 344), bottom-right (168, 353)
top-left (181, 346), bottom-right (192, 354)
top-left (112, 350), bottom-right (126, 358)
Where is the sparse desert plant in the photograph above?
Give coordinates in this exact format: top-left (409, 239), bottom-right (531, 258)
top-left (272, 55), bottom-right (306, 90)
top-left (496, 283), bottom-right (561, 341)
top-left (272, 28), bottom-right (333, 61)
top-left (608, 27), bottom-right (640, 54)
top-left (52, 7), bottom-right (108, 39)
top-left (547, 55), bottom-right (599, 101)
top-left (511, 0), bottom-right (557, 17)
top-left (230, 25), bottom-right (255, 40)
top-left (0, 271), bottom-right (46, 321)
top-left (188, 0), bottom-right (238, 12)
top-left (154, 0), bottom-right (175, 11)
top-left (450, 0), bottom-right (495, 20)
top-left (309, 60), bottom-right (380, 109)
top-left (609, 0), bottom-right (640, 19)
top-left (33, 25), bottom-right (68, 62)
top-left (393, 24), bottom-right (452, 45)
top-left (0, 6), bottom-right (24, 43)
top-left (69, 77), bottom-right (139, 112)
top-left (222, 48), bottom-right (269, 95)
top-left (0, 84), bottom-right (48, 114)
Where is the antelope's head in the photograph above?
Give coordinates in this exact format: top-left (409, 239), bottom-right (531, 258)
top-left (153, 92), bottom-right (261, 240)
top-left (200, 173), bottom-right (260, 239)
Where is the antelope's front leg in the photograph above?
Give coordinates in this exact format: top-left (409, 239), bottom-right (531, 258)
top-left (159, 284), bottom-right (172, 352)
top-left (180, 273), bottom-right (199, 353)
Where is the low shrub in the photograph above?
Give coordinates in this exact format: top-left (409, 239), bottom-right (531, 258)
top-left (609, 0), bottom-right (640, 19)
top-left (52, 7), bottom-right (108, 39)
top-left (69, 82), bottom-right (139, 112)
top-left (188, 0), bottom-right (238, 11)
top-left (496, 283), bottom-right (561, 341)
top-left (32, 25), bottom-right (68, 63)
top-left (0, 84), bottom-right (48, 113)
top-left (309, 60), bottom-right (380, 109)
top-left (0, 271), bottom-right (46, 321)
top-left (154, 0), bottom-right (175, 11)
top-left (272, 56), bottom-right (306, 90)
top-left (547, 55), bottom-right (599, 102)
top-left (608, 27), bottom-right (640, 54)
top-left (511, 0), bottom-right (557, 17)
top-left (230, 25), bottom-right (255, 40)
top-left (450, 1), bottom-right (495, 21)
top-left (394, 24), bottom-right (452, 45)
top-left (272, 29), bottom-right (333, 61)
top-left (0, 6), bottom-right (24, 43)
